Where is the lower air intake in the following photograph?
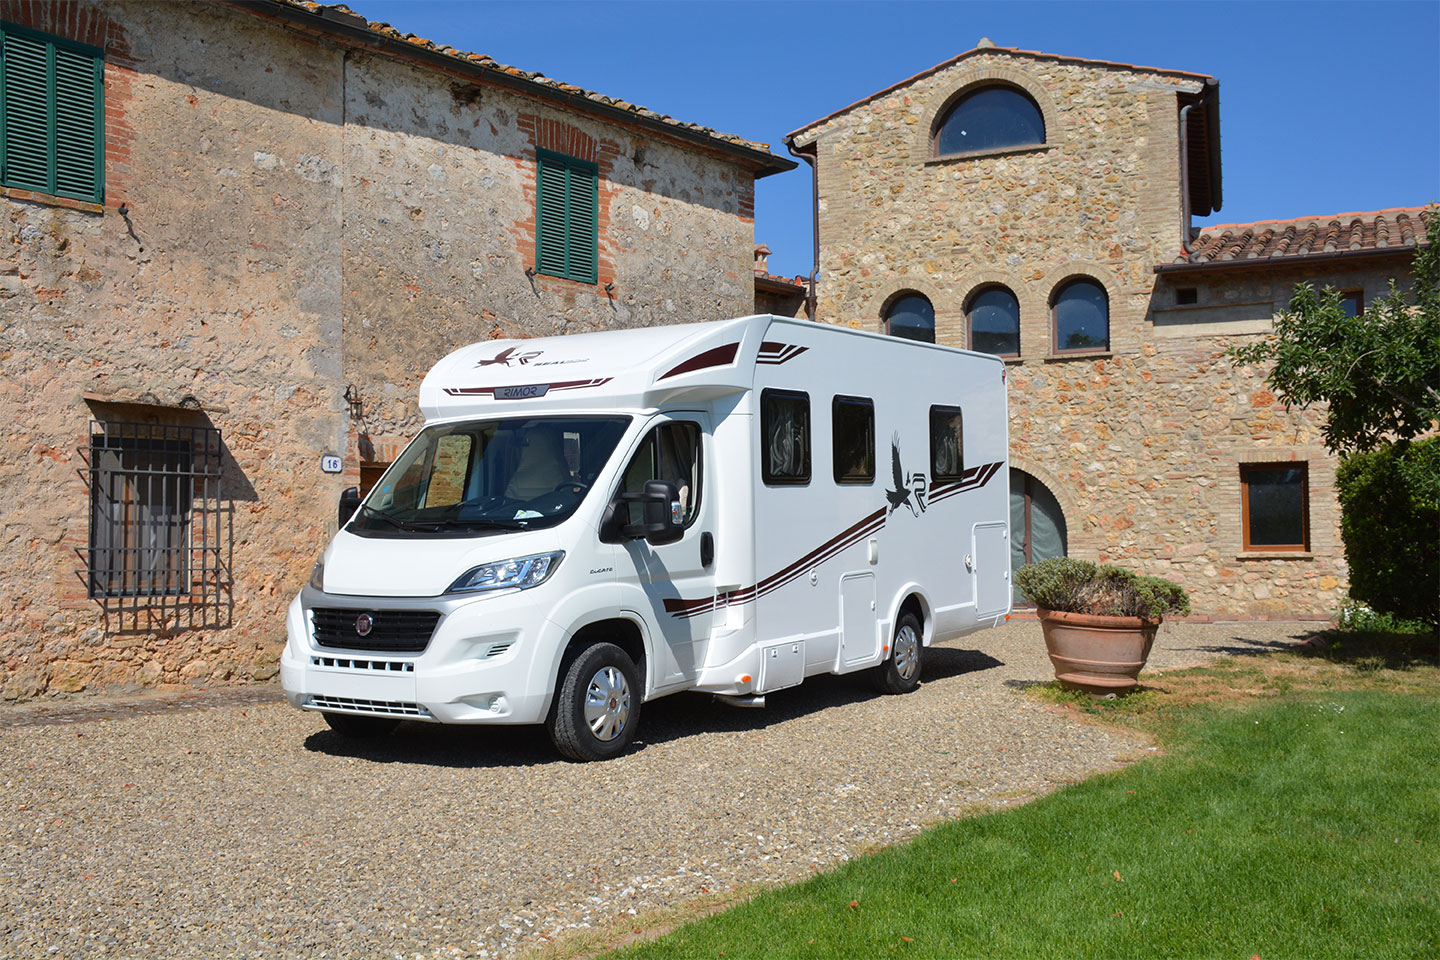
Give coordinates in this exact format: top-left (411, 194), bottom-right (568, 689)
top-left (307, 696), bottom-right (429, 718)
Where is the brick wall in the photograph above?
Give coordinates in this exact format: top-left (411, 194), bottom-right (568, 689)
top-left (792, 49), bottom-right (1415, 618)
top-left (0, 0), bottom-right (764, 698)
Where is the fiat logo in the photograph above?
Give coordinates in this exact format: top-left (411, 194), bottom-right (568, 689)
top-left (355, 613), bottom-right (374, 637)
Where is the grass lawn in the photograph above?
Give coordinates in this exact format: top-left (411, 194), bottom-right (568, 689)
top-left (605, 628), bottom-right (1439, 959)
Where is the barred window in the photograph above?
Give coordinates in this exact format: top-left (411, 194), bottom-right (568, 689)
top-left (88, 422), bottom-right (222, 600)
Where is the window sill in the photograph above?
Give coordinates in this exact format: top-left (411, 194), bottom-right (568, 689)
top-left (1001, 356), bottom-right (1025, 365)
top-left (1237, 551), bottom-right (1314, 561)
top-left (1044, 350), bottom-right (1112, 363)
top-left (2, 186), bottom-right (104, 214)
top-left (925, 143), bottom-right (1053, 166)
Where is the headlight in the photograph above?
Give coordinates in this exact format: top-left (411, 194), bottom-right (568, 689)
top-left (447, 551), bottom-right (564, 594)
top-left (308, 559), bottom-right (325, 591)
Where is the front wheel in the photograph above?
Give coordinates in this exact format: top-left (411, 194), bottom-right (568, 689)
top-left (872, 611), bottom-right (924, 694)
top-left (546, 642), bottom-right (642, 761)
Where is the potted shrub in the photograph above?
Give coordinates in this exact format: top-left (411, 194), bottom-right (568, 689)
top-left (1013, 557), bottom-right (1191, 695)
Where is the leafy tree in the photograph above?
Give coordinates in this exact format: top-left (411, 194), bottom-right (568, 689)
top-left (1227, 211), bottom-right (1439, 454)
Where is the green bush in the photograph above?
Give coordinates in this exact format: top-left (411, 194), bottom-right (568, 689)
top-left (1336, 437), bottom-right (1440, 627)
top-left (1013, 556), bottom-right (1191, 620)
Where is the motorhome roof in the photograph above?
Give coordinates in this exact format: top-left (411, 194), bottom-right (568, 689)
top-left (418, 315), bottom-right (1001, 421)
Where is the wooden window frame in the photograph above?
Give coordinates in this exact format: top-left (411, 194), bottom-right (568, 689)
top-left (966, 284), bottom-right (1021, 359)
top-left (831, 395), bottom-right (875, 485)
top-left (534, 147), bottom-right (598, 284)
top-left (1050, 278), bottom-right (1110, 355)
top-left (1339, 290), bottom-right (1363, 317)
top-left (1240, 461), bottom-right (1310, 553)
top-left (0, 21), bottom-right (105, 204)
top-left (883, 292), bottom-right (936, 344)
top-left (761, 388), bottom-right (811, 486)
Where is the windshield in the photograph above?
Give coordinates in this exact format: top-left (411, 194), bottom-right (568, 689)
top-left (347, 416), bottom-right (631, 537)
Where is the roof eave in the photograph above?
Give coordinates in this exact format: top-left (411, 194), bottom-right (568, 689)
top-left (1155, 244), bottom-right (1424, 276)
top-left (221, 1), bottom-right (796, 178)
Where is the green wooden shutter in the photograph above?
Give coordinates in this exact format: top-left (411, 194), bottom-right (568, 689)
top-left (535, 148), bottom-right (598, 283)
top-left (1, 23), bottom-right (104, 203)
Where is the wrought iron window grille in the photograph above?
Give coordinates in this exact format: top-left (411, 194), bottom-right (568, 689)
top-left (83, 421), bottom-right (230, 626)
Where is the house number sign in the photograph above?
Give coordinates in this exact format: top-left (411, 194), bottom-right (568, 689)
top-left (320, 455), bottom-right (343, 474)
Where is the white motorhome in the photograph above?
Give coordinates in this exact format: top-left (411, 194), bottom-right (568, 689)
top-left (281, 315), bottom-right (1011, 760)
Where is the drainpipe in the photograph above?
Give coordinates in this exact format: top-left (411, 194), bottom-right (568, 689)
top-left (1177, 83), bottom-right (1214, 259)
top-left (786, 138), bottom-right (819, 321)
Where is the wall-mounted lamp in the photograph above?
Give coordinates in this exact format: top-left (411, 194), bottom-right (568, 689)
top-left (343, 384), bottom-right (363, 420)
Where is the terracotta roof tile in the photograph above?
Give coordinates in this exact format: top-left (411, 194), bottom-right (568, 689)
top-left (261, 1), bottom-right (783, 161)
top-left (1181, 207), bottom-right (1433, 265)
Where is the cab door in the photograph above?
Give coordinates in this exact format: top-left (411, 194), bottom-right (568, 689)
top-left (611, 414), bottom-right (715, 687)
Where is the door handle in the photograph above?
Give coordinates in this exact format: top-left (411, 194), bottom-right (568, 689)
top-left (700, 532), bottom-right (715, 568)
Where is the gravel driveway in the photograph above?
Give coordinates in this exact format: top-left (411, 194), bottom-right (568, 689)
top-left (0, 620), bottom-right (1317, 959)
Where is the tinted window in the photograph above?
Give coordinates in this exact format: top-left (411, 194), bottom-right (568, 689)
top-left (885, 294), bottom-right (935, 343)
top-left (1053, 279), bottom-right (1109, 352)
top-left (1243, 463), bottom-right (1308, 550)
top-left (832, 396), bottom-right (875, 484)
top-left (930, 406), bottom-right (964, 481)
top-left (968, 286), bottom-right (1020, 356)
top-left (762, 389), bottom-right (811, 485)
top-left (936, 86), bottom-right (1045, 156)
top-left (619, 422), bottom-right (702, 527)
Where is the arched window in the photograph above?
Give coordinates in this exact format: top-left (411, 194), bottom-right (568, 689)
top-left (967, 285), bottom-right (1020, 357)
top-left (934, 86), bottom-right (1045, 156)
top-left (884, 293), bottom-right (935, 343)
top-left (1051, 278), bottom-right (1109, 353)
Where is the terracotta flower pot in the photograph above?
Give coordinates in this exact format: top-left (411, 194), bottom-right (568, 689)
top-left (1036, 607), bottom-right (1160, 695)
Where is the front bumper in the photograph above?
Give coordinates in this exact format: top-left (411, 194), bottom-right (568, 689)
top-left (279, 587), bottom-right (561, 725)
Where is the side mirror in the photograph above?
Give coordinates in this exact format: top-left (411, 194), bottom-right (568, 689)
top-left (640, 480), bottom-right (683, 546)
top-left (338, 486), bottom-right (361, 529)
top-left (610, 480), bottom-right (683, 545)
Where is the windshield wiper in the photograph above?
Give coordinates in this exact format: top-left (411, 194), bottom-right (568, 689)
top-left (357, 504), bottom-right (443, 532)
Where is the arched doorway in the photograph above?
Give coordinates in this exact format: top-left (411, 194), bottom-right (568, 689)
top-left (1010, 468), bottom-right (1067, 604)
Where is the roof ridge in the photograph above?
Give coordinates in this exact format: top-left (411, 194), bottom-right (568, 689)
top-left (1197, 206), bottom-right (1433, 232)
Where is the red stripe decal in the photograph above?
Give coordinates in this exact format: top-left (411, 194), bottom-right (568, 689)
top-left (659, 343), bottom-right (740, 381)
top-left (665, 461), bottom-right (1005, 618)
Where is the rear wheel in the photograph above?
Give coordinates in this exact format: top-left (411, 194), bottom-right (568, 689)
top-left (322, 711), bottom-right (400, 739)
top-left (547, 642), bottom-right (642, 762)
top-left (873, 611), bottom-right (924, 694)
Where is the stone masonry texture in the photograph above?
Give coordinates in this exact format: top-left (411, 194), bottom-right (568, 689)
top-left (789, 48), bottom-right (1421, 619)
top-left (0, 0), bottom-right (770, 698)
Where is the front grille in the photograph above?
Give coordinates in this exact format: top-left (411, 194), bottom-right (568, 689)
top-left (311, 655), bottom-right (416, 673)
top-left (311, 608), bottom-right (441, 652)
top-left (307, 696), bottom-right (428, 717)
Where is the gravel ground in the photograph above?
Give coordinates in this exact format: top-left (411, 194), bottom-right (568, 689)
top-left (0, 619), bottom-right (1320, 959)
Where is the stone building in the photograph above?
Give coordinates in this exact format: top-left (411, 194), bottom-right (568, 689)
top-left (784, 40), bottom-right (1430, 618)
top-left (0, 0), bottom-right (792, 698)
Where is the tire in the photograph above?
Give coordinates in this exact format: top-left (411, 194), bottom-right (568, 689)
top-left (322, 711), bottom-right (400, 739)
top-left (546, 642), bottom-right (642, 762)
top-left (873, 611), bottom-right (924, 694)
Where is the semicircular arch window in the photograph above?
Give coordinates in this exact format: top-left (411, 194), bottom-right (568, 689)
top-left (967, 285), bottom-right (1021, 356)
top-left (935, 86), bottom-right (1045, 156)
top-left (884, 293), bottom-right (935, 343)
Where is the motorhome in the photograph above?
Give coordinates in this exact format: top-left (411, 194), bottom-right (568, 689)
top-left (281, 315), bottom-right (1011, 760)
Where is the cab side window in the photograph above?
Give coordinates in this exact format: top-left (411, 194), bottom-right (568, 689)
top-left (620, 422), bottom-right (702, 526)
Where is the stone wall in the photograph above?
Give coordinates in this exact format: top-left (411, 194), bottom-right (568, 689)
top-left (791, 49), bottom-right (1414, 618)
top-left (0, 0), bottom-right (765, 698)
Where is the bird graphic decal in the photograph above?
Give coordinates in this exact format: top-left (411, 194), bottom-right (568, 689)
top-left (885, 432), bottom-right (927, 518)
top-left (476, 346), bottom-right (542, 367)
